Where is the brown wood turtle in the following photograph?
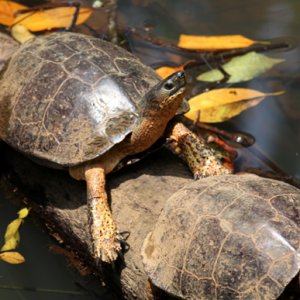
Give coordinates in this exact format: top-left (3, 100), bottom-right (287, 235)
top-left (0, 32), bottom-right (192, 263)
top-left (0, 32), bottom-right (19, 71)
top-left (142, 174), bottom-right (300, 299)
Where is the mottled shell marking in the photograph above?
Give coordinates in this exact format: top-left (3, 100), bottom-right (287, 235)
top-left (0, 32), bottom-right (160, 166)
top-left (142, 174), bottom-right (300, 300)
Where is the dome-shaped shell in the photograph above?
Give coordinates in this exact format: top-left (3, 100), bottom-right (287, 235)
top-left (0, 32), bottom-right (160, 167)
top-left (142, 174), bottom-right (300, 300)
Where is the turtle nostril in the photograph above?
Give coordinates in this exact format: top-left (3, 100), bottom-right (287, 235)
top-left (177, 71), bottom-right (185, 77)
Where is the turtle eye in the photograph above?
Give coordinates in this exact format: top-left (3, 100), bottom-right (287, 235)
top-left (164, 82), bottom-right (174, 90)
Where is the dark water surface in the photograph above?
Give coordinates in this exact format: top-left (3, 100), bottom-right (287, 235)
top-left (0, 0), bottom-right (299, 299)
top-left (119, 0), bottom-right (300, 180)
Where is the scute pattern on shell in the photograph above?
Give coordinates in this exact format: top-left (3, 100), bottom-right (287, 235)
top-left (0, 32), bottom-right (160, 166)
top-left (141, 174), bottom-right (300, 300)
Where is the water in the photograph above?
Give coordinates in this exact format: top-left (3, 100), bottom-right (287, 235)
top-left (0, 0), bottom-right (299, 299)
top-left (120, 0), bottom-right (300, 180)
top-left (0, 191), bottom-right (100, 300)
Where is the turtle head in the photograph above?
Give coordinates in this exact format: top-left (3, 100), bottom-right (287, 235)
top-left (141, 71), bottom-right (187, 117)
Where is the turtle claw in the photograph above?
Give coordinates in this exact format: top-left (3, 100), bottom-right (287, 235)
top-left (94, 238), bottom-right (122, 264)
top-left (116, 230), bottom-right (131, 252)
top-left (116, 230), bottom-right (130, 240)
top-left (115, 230), bottom-right (130, 253)
top-left (116, 230), bottom-right (131, 265)
top-left (94, 230), bottom-right (130, 264)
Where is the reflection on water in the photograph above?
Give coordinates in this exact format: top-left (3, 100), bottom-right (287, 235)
top-left (120, 0), bottom-right (300, 179)
top-left (0, 191), bottom-right (98, 300)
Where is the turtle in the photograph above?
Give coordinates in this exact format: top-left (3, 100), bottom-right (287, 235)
top-left (0, 32), bottom-right (19, 71)
top-left (141, 173), bottom-right (300, 299)
top-left (0, 31), bottom-right (191, 263)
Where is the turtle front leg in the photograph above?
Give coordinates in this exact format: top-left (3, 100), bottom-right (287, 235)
top-left (168, 122), bottom-right (233, 179)
top-left (70, 165), bottom-right (121, 263)
top-left (85, 167), bottom-right (121, 263)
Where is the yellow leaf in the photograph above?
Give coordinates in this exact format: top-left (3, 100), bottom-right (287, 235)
top-left (17, 207), bottom-right (30, 219)
top-left (1, 219), bottom-right (22, 251)
top-left (0, 0), bottom-right (27, 26)
top-left (0, 251), bottom-right (25, 264)
top-left (11, 24), bottom-right (35, 43)
top-left (185, 88), bottom-right (284, 123)
top-left (155, 66), bottom-right (184, 79)
top-left (3, 219), bottom-right (22, 240)
top-left (14, 7), bottom-right (92, 32)
top-left (1, 231), bottom-right (20, 252)
top-left (178, 34), bottom-right (256, 50)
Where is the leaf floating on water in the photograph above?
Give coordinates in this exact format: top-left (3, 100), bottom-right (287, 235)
top-left (0, 0), bottom-right (27, 26)
top-left (155, 66), bottom-right (184, 78)
top-left (185, 88), bottom-right (284, 123)
top-left (1, 219), bottom-right (22, 251)
top-left (14, 7), bottom-right (92, 32)
top-left (18, 207), bottom-right (30, 219)
top-left (11, 24), bottom-right (34, 43)
top-left (1, 231), bottom-right (21, 253)
top-left (0, 251), bottom-right (25, 264)
top-left (198, 52), bottom-right (284, 83)
top-left (0, 207), bottom-right (29, 263)
top-left (178, 34), bottom-right (257, 50)
top-left (1, 207), bottom-right (30, 256)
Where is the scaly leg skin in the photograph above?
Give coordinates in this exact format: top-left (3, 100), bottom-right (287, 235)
top-left (70, 161), bottom-right (124, 264)
top-left (84, 167), bottom-right (121, 263)
top-left (168, 122), bottom-right (232, 179)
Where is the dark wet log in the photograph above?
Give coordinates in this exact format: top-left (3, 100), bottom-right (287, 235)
top-left (0, 144), bottom-right (193, 299)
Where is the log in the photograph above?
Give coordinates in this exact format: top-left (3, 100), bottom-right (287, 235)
top-left (1, 143), bottom-right (193, 299)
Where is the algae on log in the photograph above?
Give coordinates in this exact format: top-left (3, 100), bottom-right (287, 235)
top-left (0, 144), bottom-right (192, 299)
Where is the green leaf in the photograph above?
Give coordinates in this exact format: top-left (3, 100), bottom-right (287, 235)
top-left (197, 51), bottom-right (284, 83)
